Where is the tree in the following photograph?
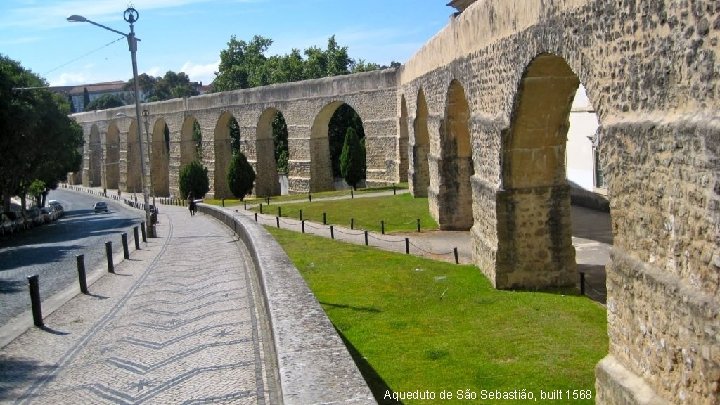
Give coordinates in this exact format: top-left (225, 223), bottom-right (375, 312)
top-left (85, 93), bottom-right (125, 111)
top-left (229, 117), bottom-right (241, 155)
top-left (329, 104), bottom-right (365, 177)
top-left (227, 152), bottom-right (255, 200)
top-left (339, 127), bottom-right (365, 190)
top-left (213, 35), bottom-right (273, 92)
top-left (0, 55), bottom-right (83, 212)
top-left (272, 112), bottom-right (288, 173)
top-left (28, 180), bottom-right (45, 207)
top-left (82, 87), bottom-right (90, 110)
top-left (192, 121), bottom-right (202, 159)
top-left (178, 160), bottom-right (209, 199)
top-left (124, 71), bottom-right (198, 102)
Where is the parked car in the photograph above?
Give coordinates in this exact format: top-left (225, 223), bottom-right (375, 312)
top-left (4, 211), bottom-right (26, 231)
top-left (40, 207), bottom-right (55, 223)
top-left (48, 200), bottom-right (64, 218)
top-left (25, 207), bottom-right (43, 227)
top-left (0, 213), bottom-right (14, 236)
top-left (94, 201), bottom-right (109, 213)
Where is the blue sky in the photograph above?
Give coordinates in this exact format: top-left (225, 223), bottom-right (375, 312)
top-left (0, 0), bottom-right (453, 86)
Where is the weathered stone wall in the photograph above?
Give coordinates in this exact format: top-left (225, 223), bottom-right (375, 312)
top-left (399, 0), bottom-right (719, 403)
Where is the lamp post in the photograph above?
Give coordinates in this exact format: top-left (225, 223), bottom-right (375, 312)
top-left (142, 109), bottom-right (154, 199)
top-left (68, 7), bottom-right (155, 237)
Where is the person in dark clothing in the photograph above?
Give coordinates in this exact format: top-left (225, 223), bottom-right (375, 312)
top-left (187, 192), bottom-right (196, 216)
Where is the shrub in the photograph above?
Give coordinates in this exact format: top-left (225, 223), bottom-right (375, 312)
top-left (179, 160), bottom-right (209, 198)
top-left (339, 127), bottom-right (365, 190)
top-left (227, 152), bottom-right (256, 201)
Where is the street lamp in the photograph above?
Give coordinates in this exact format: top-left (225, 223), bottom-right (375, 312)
top-left (69, 7), bottom-right (155, 237)
top-left (142, 109), bottom-right (154, 200)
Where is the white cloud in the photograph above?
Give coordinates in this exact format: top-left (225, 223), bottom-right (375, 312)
top-left (180, 60), bottom-right (219, 84)
top-left (49, 71), bottom-right (88, 86)
top-left (145, 66), bottom-right (164, 77)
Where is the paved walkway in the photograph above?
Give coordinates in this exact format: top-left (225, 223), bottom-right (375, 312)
top-left (0, 205), bottom-right (275, 404)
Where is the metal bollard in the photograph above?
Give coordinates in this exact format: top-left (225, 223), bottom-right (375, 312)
top-left (140, 222), bottom-right (147, 242)
top-left (417, 218), bottom-right (421, 233)
top-left (278, 206), bottom-right (282, 217)
top-left (276, 216), bottom-right (280, 228)
top-left (105, 241), bottom-right (114, 273)
top-left (351, 218), bottom-right (354, 230)
top-left (259, 204), bottom-right (263, 214)
top-left (393, 184), bottom-right (397, 195)
top-left (308, 193), bottom-right (312, 202)
top-left (364, 230), bottom-right (369, 246)
top-left (266, 196), bottom-right (270, 205)
top-left (405, 238), bottom-right (410, 254)
top-left (254, 212), bottom-right (258, 221)
top-left (301, 220), bottom-right (305, 233)
top-left (580, 272), bottom-right (586, 295)
top-left (134, 226), bottom-right (140, 250)
top-left (299, 209), bottom-right (303, 221)
top-left (381, 220), bottom-right (385, 235)
top-left (244, 202), bottom-right (247, 210)
top-left (27, 275), bottom-right (43, 328)
top-left (322, 212), bottom-right (327, 225)
top-left (351, 189), bottom-right (354, 199)
top-left (222, 198), bottom-right (225, 207)
top-left (330, 225), bottom-right (334, 239)
top-left (453, 247), bottom-right (459, 264)
top-left (121, 233), bottom-right (129, 259)
top-left (77, 254), bottom-right (89, 294)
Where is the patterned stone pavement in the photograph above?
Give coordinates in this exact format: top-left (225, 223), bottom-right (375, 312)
top-left (0, 205), bottom-right (276, 404)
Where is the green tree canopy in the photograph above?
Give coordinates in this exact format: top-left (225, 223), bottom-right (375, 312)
top-left (179, 160), bottom-right (210, 199)
top-left (85, 93), bottom-right (125, 111)
top-left (0, 54), bottom-right (83, 211)
top-left (227, 152), bottom-right (256, 201)
top-left (339, 127), bottom-right (365, 190)
top-left (125, 70), bottom-right (199, 102)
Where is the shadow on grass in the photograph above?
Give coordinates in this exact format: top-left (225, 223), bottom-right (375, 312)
top-left (333, 326), bottom-right (402, 405)
top-left (320, 302), bottom-right (381, 313)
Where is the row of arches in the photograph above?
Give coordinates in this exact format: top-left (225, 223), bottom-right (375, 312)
top-left (401, 53), bottom-right (600, 288)
top-left (86, 103), bottom-right (370, 199)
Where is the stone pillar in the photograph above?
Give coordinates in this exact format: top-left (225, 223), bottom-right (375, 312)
top-left (287, 124), bottom-right (312, 193)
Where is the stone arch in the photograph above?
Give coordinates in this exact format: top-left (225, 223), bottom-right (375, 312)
top-left (106, 122), bottom-right (120, 189)
top-left (126, 120), bottom-right (142, 193)
top-left (495, 53), bottom-right (581, 289)
top-left (433, 79), bottom-right (473, 230)
top-left (255, 108), bottom-right (281, 197)
top-left (180, 116), bottom-right (200, 168)
top-left (88, 125), bottom-right (102, 187)
top-left (398, 95), bottom-right (409, 182)
top-left (213, 111), bottom-right (235, 199)
top-left (310, 101), bottom-right (368, 192)
top-left (151, 118), bottom-right (170, 197)
top-left (410, 88), bottom-right (430, 197)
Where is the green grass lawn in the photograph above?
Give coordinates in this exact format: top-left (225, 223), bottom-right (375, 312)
top-left (250, 193), bottom-right (437, 233)
top-left (267, 227), bottom-right (608, 404)
top-left (204, 183), bottom-right (408, 207)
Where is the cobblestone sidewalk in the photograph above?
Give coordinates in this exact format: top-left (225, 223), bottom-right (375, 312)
top-left (0, 205), bottom-right (275, 404)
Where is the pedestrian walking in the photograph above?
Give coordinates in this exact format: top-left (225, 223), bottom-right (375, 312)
top-left (188, 192), bottom-right (197, 216)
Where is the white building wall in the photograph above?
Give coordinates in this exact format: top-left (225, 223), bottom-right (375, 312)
top-left (566, 85), bottom-right (599, 192)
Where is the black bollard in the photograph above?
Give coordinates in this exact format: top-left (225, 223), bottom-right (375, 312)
top-left (299, 209), bottom-right (303, 221)
top-left (260, 204), bottom-right (263, 214)
top-left (105, 241), bottom-right (115, 273)
top-left (278, 206), bottom-right (282, 217)
top-left (222, 198), bottom-right (225, 207)
top-left (405, 238), bottom-right (410, 254)
top-left (140, 222), bottom-right (147, 242)
top-left (134, 226), bottom-right (140, 250)
top-left (121, 233), bottom-right (129, 259)
top-left (276, 216), bottom-right (280, 228)
top-left (254, 212), bottom-right (258, 222)
top-left (453, 247), bottom-right (459, 264)
top-left (393, 184), bottom-right (397, 195)
top-left (322, 212), bottom-right (327, 225)
top-left (244, 202), bottom-right (247, 210)
top-left (330, 225), bottom-right (334, 239)
top-left (301, 220), bottom-right (305, 233)
top-left (308, 193), bottom-right (312, 202)
top-left (351, 218), bottom-right (354, 230)
top-left (27, 275), bottom-right (43, 328)
top-left (266, 196), bottom-right (270, 205)
top-left (351, 189), bottom-right (354, 199)
top-left (364, 230), bottom-right (369, 246)
top-left (417, 218), bottom-right (421, 233)
top-left (580, 272), bottom-right (586, 295)
top-left (77, 254), bottom-right (89, 294)
top-left (381, 220), bottom-right (385, 235)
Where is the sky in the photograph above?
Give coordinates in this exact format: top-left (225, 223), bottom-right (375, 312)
top-left (0, 0), bottom-right (454, 87)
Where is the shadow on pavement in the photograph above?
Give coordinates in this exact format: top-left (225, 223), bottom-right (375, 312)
top-left (0, 357), bottom-right (58, 401)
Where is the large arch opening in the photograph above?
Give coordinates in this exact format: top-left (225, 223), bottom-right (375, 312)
top-left (213, 112), bottom-right (236, 199)
top-left (255, 108), bottom-right (284, 197)
top-left (434, 80), bottom-right (473, 230)
top-left (496, 53), bottom-right (583, 289)
top-left (309, 102), bottom-right (366, 192)
top-left (126, 121), bottom-right (141, 193)
top-left (106, 122), bottom-right (120, 189)
top-left (180, 116), bottom-right (201, 168)
top-left (398, 95), bottom-right (409, 182)
top-left (151, 119), bottom-right (170, 197)
top-left (410, 88), bottom-right (430, 197)
top-left (88, 125), bottom-right (102, 187)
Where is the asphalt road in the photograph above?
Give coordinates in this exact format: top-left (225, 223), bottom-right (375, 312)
top-left (0, 189), bottom-right (144, 326)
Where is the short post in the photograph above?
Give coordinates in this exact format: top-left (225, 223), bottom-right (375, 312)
top-left (134, 226), bottom-right (140, 250)
top-left (416, 218), bottom-right (421, 233)
top-left (76, 254), bottom-right (89, 294)
top-left (244, 202), bottom-right (247, 210)
top-left (322, 212), bottom-right (327, 225)
top-left (27, 275), bottom-right (43, 328)
top-left (405, 238), bottom-right (410, 254)
top-left (351, 218), bottom-right (354, 230)
top-left (580, 272), bottom-right (586, 295)
top-left (393, 184), bottom-right (397, 195)
top-left (330, 225), bottom-right (334, 239)
top-left (308, 193), bottom-right (312, 202)
top-left (299, 209), bottom-right (303, 221)
top-left (381, 220), bottom-right (385, 235)
top-left (222, 198), bottom-right (225, 207)
top-left (351, 189), bottom-right (354, 199)
top-left (278, 206), bottom-right (282, 217)
top-left (140, 222), bottom-right (147, 242)
top-left (254, 212), bottom-right (258, 222)
top-left (276, 216), bottom-right (280, 228)
top-left (453, 247), bottom-right (459, 264)
top-left (121, 233), bottom-right (129, 259)
top-left (259, 204), bottom-right (263, 214)
top-left (301, 220), bottom-right (305, 233)
top-left (364, 230), bottom-right (369, 246)
top-left (105, 241), bottom-right (114, 273)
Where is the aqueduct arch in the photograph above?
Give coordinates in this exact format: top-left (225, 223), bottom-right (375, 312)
top-left (88, 125), bottom-right (102, 188)
top-left (105, 122), bottom-right (120, 190)
top-left (180, 116), bottom-right (200, 168)
top-left (126, 120), bottom-right (141, 193)
top-left (255, 108), bottom-right (281, 197)
top-left (398, 96), bottom-right (409, 183)
top-left (151, 118), bottom-right (170, 197)
top-left (409, 88), bottom-right (430, 197)
top-left (213, 112), bottom-right (235, 199)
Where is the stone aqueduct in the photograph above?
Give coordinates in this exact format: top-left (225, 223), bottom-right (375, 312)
top-left (71, 1), bottom-right (719, 403)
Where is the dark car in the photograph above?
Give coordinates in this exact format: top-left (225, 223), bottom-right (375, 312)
top-left (93, 201), bottom-right (109, 213)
